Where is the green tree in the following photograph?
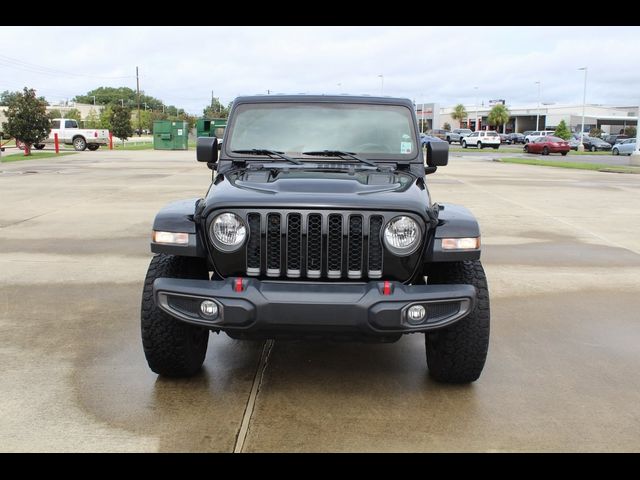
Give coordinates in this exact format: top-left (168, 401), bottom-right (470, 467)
top-left (554, 120), bottom-right (571, 140)
top-left (110, 105), bottom-right (133, 143)
top-left (624, 126), bottom-right (636, 138)
top-left (2, 87), bottom-right (51, 156)
top-left (99, 104), bottom-right (113, 130)
top-left (85, 108), bottom-right (100, 128)
top-left (47, 108), bottom-right (63, 119)
top-left (132, 109), bottom-right (154, 132)
top-left (451, 104), bottom-right (467, 128)
top-left (65, 108), bottom-right (82, 121)
top-left (203, 97), bottom-right (229, 119)
top-left (1, 89), bottom-right (47, 106)
top-left (443, 122), bottom-right (451, 131)
top-left (589, 127), bottom-right (603, 138)
top-left (488, 104), bottom-right (510, 133)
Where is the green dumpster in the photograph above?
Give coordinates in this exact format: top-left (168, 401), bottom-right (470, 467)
top-left (196, 118), bottom-right (226, 139)
top-left (153, 120), bottom-right (189, 150)
top-left (196, 119), bottom-right (212, 138)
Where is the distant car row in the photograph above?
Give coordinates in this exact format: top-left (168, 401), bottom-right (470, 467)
top-left (522, 135), bottom-right (637, 156)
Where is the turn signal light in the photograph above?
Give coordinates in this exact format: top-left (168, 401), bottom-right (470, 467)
top-left (442, 237), bottom-right (480, 250)
top-left (152, 231), bottom-right (189, 245)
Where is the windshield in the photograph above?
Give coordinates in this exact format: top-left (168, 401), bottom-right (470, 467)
top-left (226, 102), bottom-right (417, 158)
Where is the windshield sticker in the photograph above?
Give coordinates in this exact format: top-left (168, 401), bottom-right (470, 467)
top-left (400, 142), bottom-right (412, 154)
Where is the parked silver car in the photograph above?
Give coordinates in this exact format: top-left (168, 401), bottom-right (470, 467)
top-left (445, 128), bottom-right (472, 144)
top-left (612, 138), bottom-right (637, 155)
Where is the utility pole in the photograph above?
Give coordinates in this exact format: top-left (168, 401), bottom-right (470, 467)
top-left (136, 66), bottom-right (141, 134)
top-left (631, 104), bottom-right (640, 165)
top-left (535, 81), bottom-right (541, 131)
top-left (578, 67), bottom-right (587, 152)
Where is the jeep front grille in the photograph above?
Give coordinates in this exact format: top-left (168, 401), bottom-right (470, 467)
top-left (245, 211), bottom-right (386, 280)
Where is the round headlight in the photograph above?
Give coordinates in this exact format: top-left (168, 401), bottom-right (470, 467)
top-left (210, 212), bottom-right (247, 251)
top-left (383, 216), bottom-right (421, 256)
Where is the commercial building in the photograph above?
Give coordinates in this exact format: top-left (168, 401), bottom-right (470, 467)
top-left (418, 102), bottom-right (638, 134)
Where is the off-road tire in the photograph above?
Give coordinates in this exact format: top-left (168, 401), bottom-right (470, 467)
top-left (141, 254), bottom-right (210, 377)
top-left (424, 260), bottom-right (490, 383)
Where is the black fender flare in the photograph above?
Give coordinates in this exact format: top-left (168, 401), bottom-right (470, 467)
top-left (425, 203), bottom-right (481, 262)
top-left (150, 198), bottom-right (206, 257)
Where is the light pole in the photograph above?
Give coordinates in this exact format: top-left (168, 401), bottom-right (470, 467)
top-left (420, 94), bottom-right (425, 134)
top-left (91, 95), bottom-right (96, 106)
top-left (631, 105), bottom-right (640, 165)
top-left (378, 75), bottom-right (384, 95)
top-left (578, 67), bottom-right (587, 152)
top-left (474, 86), bottom-right (479, 131)
top-left (535, 81), bottom-right (541, 131)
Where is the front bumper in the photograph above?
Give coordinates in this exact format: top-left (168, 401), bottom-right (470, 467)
top-left (153, 278), bottom-right (476, 336)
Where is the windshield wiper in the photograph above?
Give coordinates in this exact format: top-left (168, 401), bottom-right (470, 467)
top-left (302, 150), bottom-right (380, 169)
top-left (231, 149), bottom-right (302, 165)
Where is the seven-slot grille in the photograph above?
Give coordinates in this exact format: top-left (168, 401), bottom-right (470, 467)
top-left (245, 211), bottom-right (385, 280)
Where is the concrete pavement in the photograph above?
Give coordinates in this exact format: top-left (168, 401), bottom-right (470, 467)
top-left (1, 149), bottom-right (639, 452)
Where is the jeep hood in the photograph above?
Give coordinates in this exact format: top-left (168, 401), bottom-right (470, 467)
top-left (200, 169), bottom-right (432, 218)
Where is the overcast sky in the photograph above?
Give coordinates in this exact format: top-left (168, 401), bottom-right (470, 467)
top-left (1, 26), bottom-right (639, 114)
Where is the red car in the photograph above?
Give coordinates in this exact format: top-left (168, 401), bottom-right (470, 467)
top-left (523, 136), bottom-right (570, 156)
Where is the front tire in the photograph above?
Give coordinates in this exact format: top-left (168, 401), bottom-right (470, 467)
top-left (141, 254), bottom-right (210, 377)
top-left (462, 140), bottom-right (467, 148)
top-left (424, 260), bottom-right (490, 383)
top-left (612, 148), bottom-right (619, 156)
top-left (590, 145), bottom-right (596, 152)
top-left (477, 142), bottom-right (483, 149)
top-left (87, 144), bottom-right (100, 151)
top-left (73, 136), bottom-right (87, 151)
top-left (523, 145), bottom-right (529, 153)
top-left (542, 146), bottom-right (549, 155)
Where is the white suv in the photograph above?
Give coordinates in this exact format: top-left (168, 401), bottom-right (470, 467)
top-left (461, 130), bottom-right (501, 149)
top-left (524, 130), bottom-right (555, 144)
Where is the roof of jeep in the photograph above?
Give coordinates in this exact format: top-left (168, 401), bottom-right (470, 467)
top-left (232, 94), bottom-right (415, 107)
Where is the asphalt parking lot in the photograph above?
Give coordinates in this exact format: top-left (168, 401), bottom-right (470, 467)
top-left (1, 149), bottom-right (640, 452)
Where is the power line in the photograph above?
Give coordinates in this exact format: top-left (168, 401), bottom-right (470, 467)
top-left (0, 54), bottom-right (135, 80)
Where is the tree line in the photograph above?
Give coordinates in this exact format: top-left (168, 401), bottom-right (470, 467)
top-left (2, 86), bottom-right (232, 134)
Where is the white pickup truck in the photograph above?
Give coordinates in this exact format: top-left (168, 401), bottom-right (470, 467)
top-left (33, 118), bottom-right (110, 151)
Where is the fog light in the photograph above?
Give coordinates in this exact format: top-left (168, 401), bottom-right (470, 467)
top-left (407, 305), bottom-right (426, 324)
top-left (200, 300), bottom-right (218, 319)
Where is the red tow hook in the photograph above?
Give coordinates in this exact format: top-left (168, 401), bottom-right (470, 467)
top-left (382, 281), bottom-right (392, 296)
top-left (234, 277), bottom-right (244, 293)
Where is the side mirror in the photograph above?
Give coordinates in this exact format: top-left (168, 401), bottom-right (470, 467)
top-left (197, 137), bottom-right (218, 164)
top-left (426, 141), bottom-right (448, 167)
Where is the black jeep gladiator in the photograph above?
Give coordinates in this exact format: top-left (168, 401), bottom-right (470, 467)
top-left (141, 95), bottom-right (490, 383)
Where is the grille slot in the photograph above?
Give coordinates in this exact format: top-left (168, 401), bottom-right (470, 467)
top-left (348, 215), bottom-right (363, 279)
top-left (266, 213), bottom-right (281, 277)
top-left (327, 214), bottom-right (343, 278)
top-left (307, 214), bottom-right (322, 278)
top-left (368, 215), bottom-right (383, 278)
top-left (286, 213), bottom-right (302, 277)
top-left (246, 213), bottom-right (261, 276)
